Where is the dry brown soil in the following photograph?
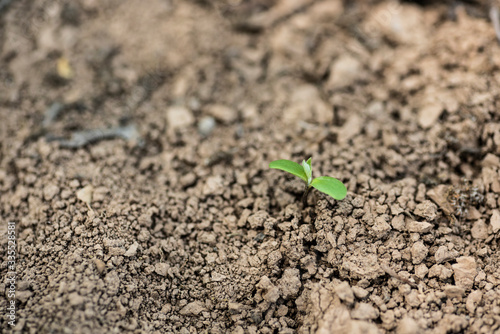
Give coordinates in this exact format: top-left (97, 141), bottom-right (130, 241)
top-left (2, 0), bottom-right (500, 333)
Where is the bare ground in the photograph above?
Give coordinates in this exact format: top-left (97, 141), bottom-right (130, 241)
top-left (1, 0), bottom-right (500, 333)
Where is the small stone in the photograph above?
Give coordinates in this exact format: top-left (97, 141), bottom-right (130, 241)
top-left (467, 207), bottom-right (482, 220)
top-left (452, 256), bottom-right (477, 290)
top-left (198, 116), bottom-right (216, 136)
top-left (405, 290), bottom-right (422, 307)
top-left (276, 305), bottom-right (288, 317)
top-left (466, 290), bottom-right (482, 314)
top-left (406, 220), bottom-right (433, 233)
top-left (180, 172), bottom-right (196, 188)
top-left (410, 241), bottom-right (428, 265)
top-left (338, 114), bottom-right (362, 144)
top-left (69, 179), bottom-right (80, 188)
top-left (351, 302), bottom-right (379, 320)
top-left (335, 281), bottom-right (354, 305)
top-left (279, 268), bottom-right (301, 300)
top-left (413, 200), bottom-right (438, 221)
top-left (228, 302), bottom-right (245, 314)
top-left (198, 232), bottom-right (217, 245)
top-left (232, 326), bottom-right (244, 334)
top-left (93, 258), bottom-right (106, 274)
top-left (16, 290), bottom-right (33, 304)
top-left (414, 264), bottom-right (428, 279)
top-left (427, 185), bottom-right (454, 215)
top-left (43, 184), bottom-right (60, 201)
top-left (482, 153), bottom-right (500, 167)
top-left (391, 215), bottom-right (406, 231)
top-left (124, 242), bottom-right (139, 257)
top-left (397, 317), bottom-right (420, 334)
top-left (211, 271), bottom-right (227, 282)
top-left (104, 271), bottom-right (120, 295)
top-left (248, 211), bottom-right (269, 229)
top-left (435, 246), bottom-right (451, 264)
top-left (440, 267), bottom-right (454, 280)
top-left (490, 210), bottom-right (500, 233)
top-left (76, 185), bottom-right (93, 208)
top-left (471, 220), bottom-right (488, 240)
top-left (256, 276), bottom-right (280, 303)
top-left (444, 285), bottom-right (465, 298)
top-left (372, 216), bottom-right (391, 238)
top-left (257, 276), bottom-right (274, 290)
top-left (155, 263), bottom-right (169, 277)
top-left (263, 286), bottom-right (280, 303)
top-left (179, 301), bottom-right (206, 316)
top-left (68, 292), bottom-right (84, 306)
top-left (428, 264), bottom-right (453, 279)
top-left (282, 84), bottom-right (333, 124)
top-left (418, 103), bottom-right (442, 129)
top-left (205, 104), bottom-right (237, 124)
top-left (166, 105), bottom-right (194, 130)
top-left (108, 247), bottom-right (125, 256)
top-left (203, 175), bottom-right (224, 196)
top-left (352, 286), bottom-right (369, 299)
top-left (327, 55), bottom-right (362, 89)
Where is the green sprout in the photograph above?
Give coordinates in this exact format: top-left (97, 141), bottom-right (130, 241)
top-left (269, 157), bottom-right (347, 206)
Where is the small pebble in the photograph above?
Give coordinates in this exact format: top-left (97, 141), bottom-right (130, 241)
top-left (335, 281), bottom-right (354, 305)
top-left (43, 184), bottom-right (60, 201)
top-left (410, 241), bottom-right (428, 265)
top-left (351, 302), bottom-right (379, 320)
top-left (93, 258), bottom-right (106, 274)
top-left (198, 116), bottom-right (216, 136)
top-left (452, 256), bottom-right (477, 290)
top-left (124, 242), bottom-right (139, 257)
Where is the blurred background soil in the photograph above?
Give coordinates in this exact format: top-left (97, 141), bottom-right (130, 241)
top-left (1, 0), bottom-right (500, 333)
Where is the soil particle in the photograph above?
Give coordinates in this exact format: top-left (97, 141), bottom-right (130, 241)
top-left (466, 290), bottom-right (482, 314)
top-left (396, 317), bottom-right (420, 334)
top-left (413, 200), bottom-right (438, 221)
top-left (166, 105), bottom-right (194, 130)
top-left (299, 282), bottom-right (379, 334)
top-left (434, 245), bottom-right (458, 264)
top-left (452, 256), bottom-right (477, 290)
top-left (278, 268), bottom-right (301, 300)
top-left (104, 271), bottom-right (120, 296)
top-left (471, 219), bottom-right (488, 239)
top-left (406, 220), bottom-right (433, 233)
top-left (42, 183), bottom-right (60, 201)
top-left (260, 283), bottom-right (280, 303)
top-left (490, 209), bottom-right (500, 233)
top-left (352, 286), bottom-right (369, 300)
top-left (205, 104), bottom-right (237, 124)
top-left (351, 302), bottom-right (379, 321)
top-left (334, 281), bottom-right (355, 306)
top-left (372, 215), bottom-right (392, 238)
top-left (198, 116), bottom-right (216, 136)
top-left (179, 301), bottom-right (207, 316)
top-left (93, 258), bottom-right (106, 274)
top-left (410, 241), bottom-right (429, 265)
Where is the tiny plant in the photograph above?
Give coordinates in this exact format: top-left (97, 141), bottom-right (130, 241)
top-left (269, 157), bottom-right (347, 206)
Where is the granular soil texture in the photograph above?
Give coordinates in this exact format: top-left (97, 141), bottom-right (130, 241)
top-left (1, 0), bottom-right (500, 333)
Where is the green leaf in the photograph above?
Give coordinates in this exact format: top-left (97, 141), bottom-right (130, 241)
top-left (302, 160), bottom-right (312, 185)
top-left (269, 159), bottom-right (308, 183)
top-left (311, 176), bottom-right (347, 200)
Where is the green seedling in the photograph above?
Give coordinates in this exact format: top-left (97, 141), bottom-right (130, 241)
top-left (269, 157), bottom-right (347, 206)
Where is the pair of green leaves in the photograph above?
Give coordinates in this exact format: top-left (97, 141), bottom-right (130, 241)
top-left (269, 158), bottom-right (347, 201)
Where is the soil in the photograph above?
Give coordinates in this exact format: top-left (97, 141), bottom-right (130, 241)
top-left (1, 0), bottom-right (500, 333)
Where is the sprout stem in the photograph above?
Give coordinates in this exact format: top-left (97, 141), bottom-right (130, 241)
top-left (302, 186), bottom-right (311, 207)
